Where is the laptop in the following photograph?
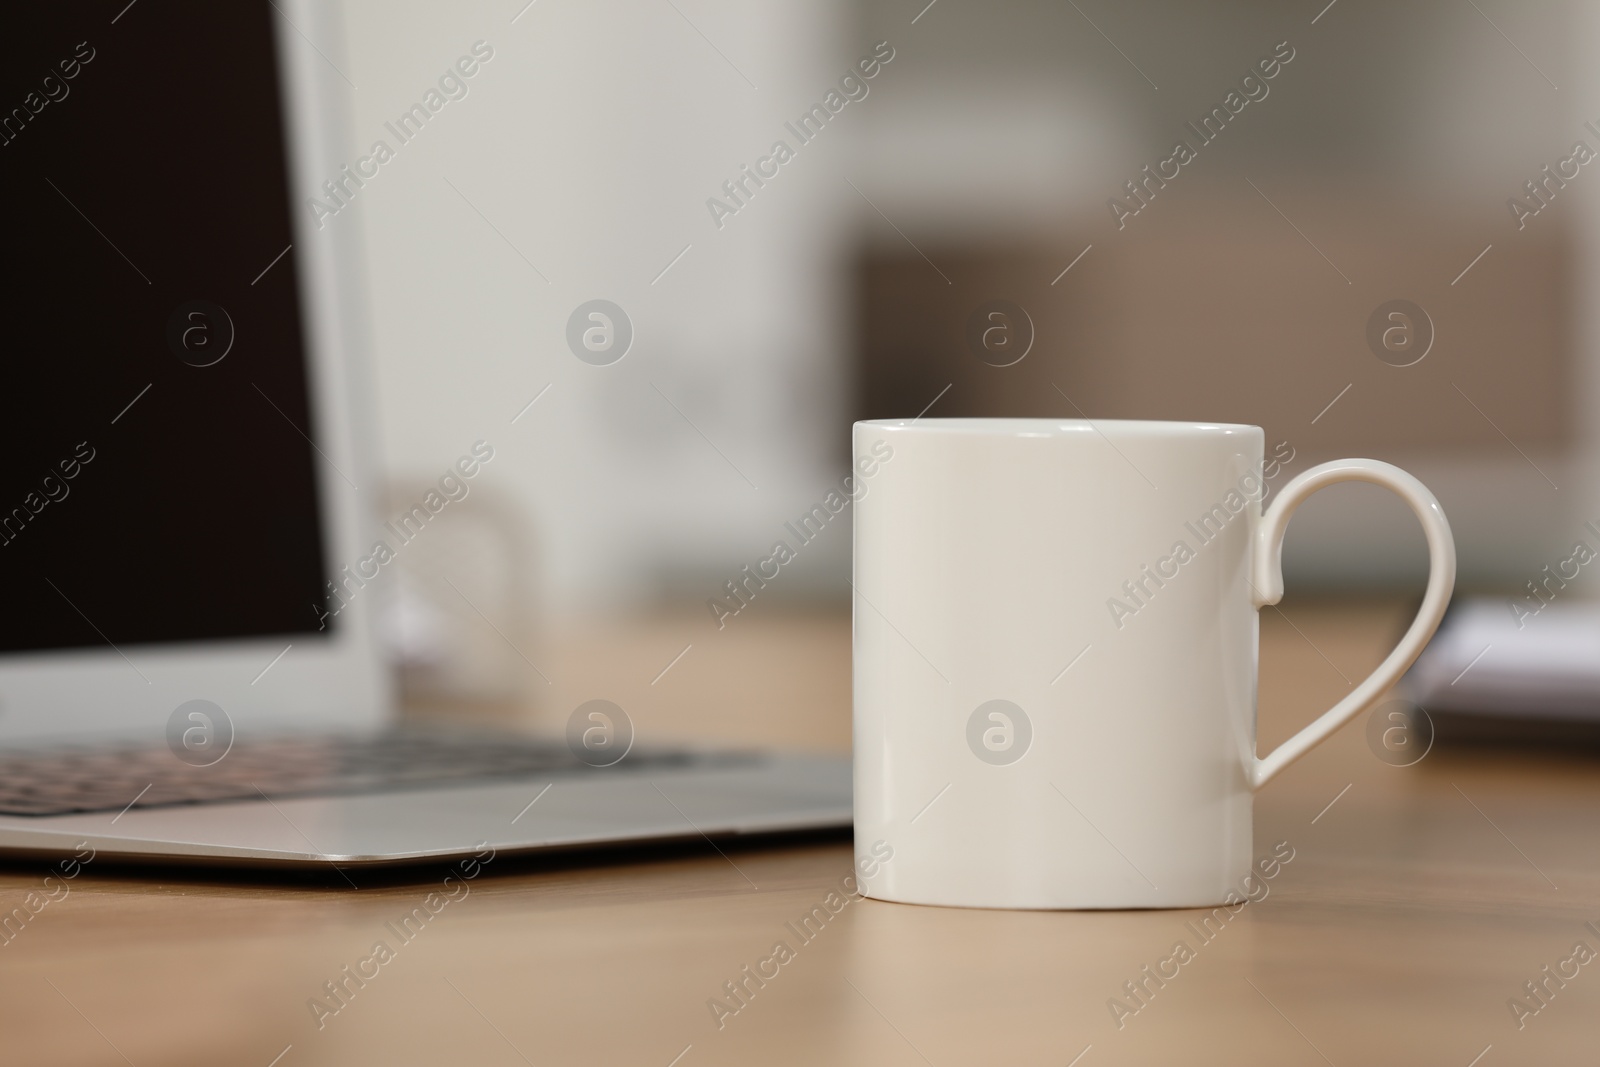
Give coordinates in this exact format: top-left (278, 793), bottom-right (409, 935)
top-left (0, 0), bottom-right (849, 868)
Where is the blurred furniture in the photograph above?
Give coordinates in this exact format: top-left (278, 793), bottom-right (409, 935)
top-left (3, 599), bottom-right (1597, 1065)
top-left (853, 196), bottom-right (1579, 588)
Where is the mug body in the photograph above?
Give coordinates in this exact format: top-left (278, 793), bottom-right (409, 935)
top-left (852, 418), bottom-right (1268, 909)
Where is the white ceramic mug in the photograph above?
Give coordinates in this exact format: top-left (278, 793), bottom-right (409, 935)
top-left (851, 418), bottom-right (1455, 909)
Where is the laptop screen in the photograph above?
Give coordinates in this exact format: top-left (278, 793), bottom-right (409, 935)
top-left (0, 1), bottom-right (332, 653)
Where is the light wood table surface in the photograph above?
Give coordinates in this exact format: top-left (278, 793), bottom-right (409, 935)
top-left (2, 599), bottom-right (1598, 1066)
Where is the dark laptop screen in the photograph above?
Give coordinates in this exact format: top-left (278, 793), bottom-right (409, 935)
top-left (0, 1), bottom-right (332, 653)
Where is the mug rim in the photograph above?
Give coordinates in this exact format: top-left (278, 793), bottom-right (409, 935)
top-left (856, 417), bottom-right (1261, 437)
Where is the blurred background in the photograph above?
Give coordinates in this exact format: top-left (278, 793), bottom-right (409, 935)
top-left (323, 0), bottom-right (1600, 717)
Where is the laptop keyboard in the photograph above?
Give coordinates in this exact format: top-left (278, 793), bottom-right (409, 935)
top-left (0, 732), bottom-right (747, 817)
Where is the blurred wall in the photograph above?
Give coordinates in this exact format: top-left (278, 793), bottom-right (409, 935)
top-left (323, 0), bottom-right (1600, 624)
top-left (336, 0), bottom-right (855, 618)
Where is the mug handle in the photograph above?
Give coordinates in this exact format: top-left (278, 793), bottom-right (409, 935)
top-left (1249, 459), bottom-right (1456, 789)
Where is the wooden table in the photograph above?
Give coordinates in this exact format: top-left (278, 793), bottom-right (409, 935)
top-left (2, 599), bottom-right (1597, 1066)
